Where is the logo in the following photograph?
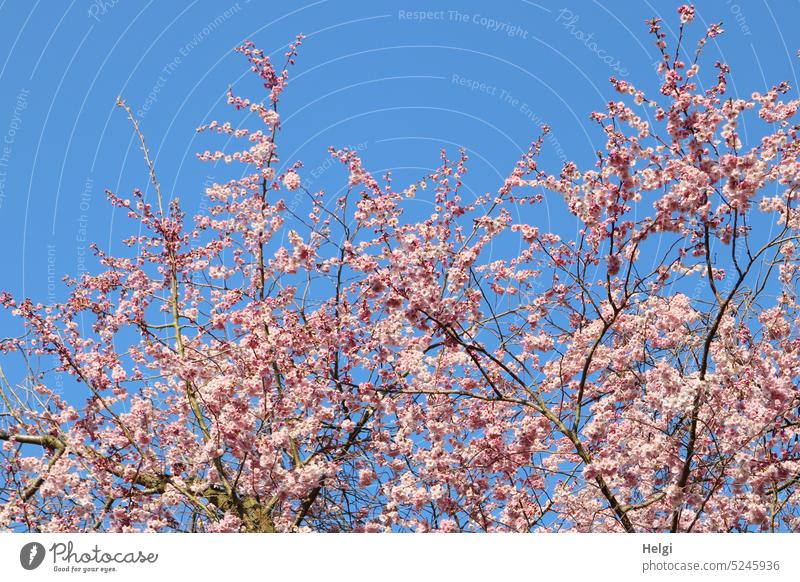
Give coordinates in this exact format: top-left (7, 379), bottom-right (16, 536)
top-left (20, 542), bottom-right (46, 570)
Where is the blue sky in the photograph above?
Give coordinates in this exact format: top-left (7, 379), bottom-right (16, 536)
top-left (0, 0), bottom-right (797, 307)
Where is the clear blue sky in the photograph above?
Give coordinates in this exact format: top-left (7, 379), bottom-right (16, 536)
top-left (0, 0), bottom-right (797, 307)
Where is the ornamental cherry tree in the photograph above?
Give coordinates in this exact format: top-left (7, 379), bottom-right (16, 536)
top-left (2, 8), bottom-right (800, 532)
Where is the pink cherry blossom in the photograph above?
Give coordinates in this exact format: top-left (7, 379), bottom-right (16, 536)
top-left (282, 170), bottom-right (301, 191)
top-left (677, 4), bottom-right (696, 24)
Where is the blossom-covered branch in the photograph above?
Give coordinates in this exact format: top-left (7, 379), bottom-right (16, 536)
top-left (2, 7), bottom-right (800, 532)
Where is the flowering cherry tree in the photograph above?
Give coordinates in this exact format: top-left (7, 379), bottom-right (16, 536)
top-left (2, 9), bottom-right (800, 532)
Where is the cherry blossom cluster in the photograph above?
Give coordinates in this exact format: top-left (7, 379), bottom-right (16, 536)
top-left (1, 7), bottom-right (800, 532)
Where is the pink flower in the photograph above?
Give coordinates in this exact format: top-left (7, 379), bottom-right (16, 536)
top-left (677, 4), bottom-right (695, 24)
top-left (707, 22), bottom-right (724, 38)
top-left (358, 469), bottom-right (377, 487)
top-left (282, 170), bottom-right (301, 191)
